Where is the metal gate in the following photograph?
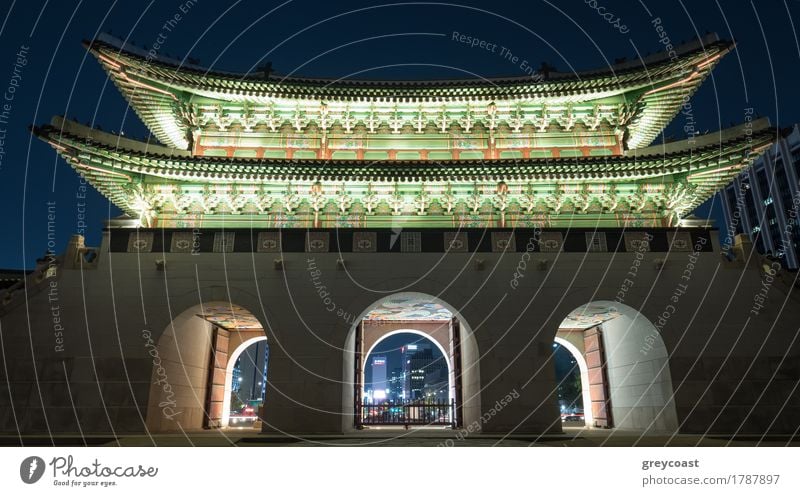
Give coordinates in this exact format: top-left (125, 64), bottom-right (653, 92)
top-left (358, 400), bottom-right (456, 428)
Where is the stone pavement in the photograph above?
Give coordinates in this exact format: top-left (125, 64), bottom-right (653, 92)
top-left (2, 426), bottom-right (798, 447)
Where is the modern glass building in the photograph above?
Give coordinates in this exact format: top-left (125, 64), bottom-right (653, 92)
top-left (718, 125), bottom-right (800, 269)
top-left (370, 356), bottom-right (388, 401)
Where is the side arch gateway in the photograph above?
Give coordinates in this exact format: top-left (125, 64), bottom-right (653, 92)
top-left (555, 301), bottom-right (679, 433)
top-left (145, 301), bottom-right (268, 432)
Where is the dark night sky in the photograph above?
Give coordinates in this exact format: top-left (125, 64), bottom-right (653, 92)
top-left (1, 0), bottom-right (799, 269)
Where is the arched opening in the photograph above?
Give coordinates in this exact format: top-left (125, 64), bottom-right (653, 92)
top-left (222, 336), bottom-right (269, 429)
top-left (144, 301), bottom-right (267, 432)
top-left (342, 292), bottom-right (481, 431)
top-left (362, 331), bottom-right (452, 426)
top-left (555, 301), bottom-right (678, 433)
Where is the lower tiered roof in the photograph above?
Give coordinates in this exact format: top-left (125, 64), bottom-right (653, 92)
top-left (32, 116), bottom-right (774, 229)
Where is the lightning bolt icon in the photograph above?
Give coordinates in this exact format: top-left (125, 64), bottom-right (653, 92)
top-left (28, 459), bottom-right (37, 480)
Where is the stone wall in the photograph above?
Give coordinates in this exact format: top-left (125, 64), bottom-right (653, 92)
top-left (1, 228), bottom-right (799, 435)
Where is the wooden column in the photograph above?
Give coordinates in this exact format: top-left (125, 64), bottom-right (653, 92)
top-left (584, 326), bottom-right (613, 428)
top-left (204, 326), bottom-right (230, 429)
top-left (451, 317), bottom-right (464, 427)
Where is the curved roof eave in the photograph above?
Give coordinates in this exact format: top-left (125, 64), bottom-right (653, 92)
top-left (32, 117), bottom-right (771, 182)
top-left (85, 33), bottom-right (733, 151)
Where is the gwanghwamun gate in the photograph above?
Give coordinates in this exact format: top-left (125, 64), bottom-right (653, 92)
top-left (1, 32), bottom-right (798, 439)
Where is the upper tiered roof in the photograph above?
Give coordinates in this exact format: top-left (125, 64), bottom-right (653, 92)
top-left (87, 33), bottom-right (733, 152)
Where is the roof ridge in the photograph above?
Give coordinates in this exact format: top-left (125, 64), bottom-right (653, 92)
top-left (86, 32), bottom-right (732, 86)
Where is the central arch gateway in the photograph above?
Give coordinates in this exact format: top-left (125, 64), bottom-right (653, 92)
top-left (342, 293), bottom-right (482, 432)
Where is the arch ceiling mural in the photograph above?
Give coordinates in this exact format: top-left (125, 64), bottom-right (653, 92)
top-left (559, 302), bottom-right (622, 329)
top-left (197, 303), bottom-right (263, 330)
top-left (364, 295), bottom-right (453, 321)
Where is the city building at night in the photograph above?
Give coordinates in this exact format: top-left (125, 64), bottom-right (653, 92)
top-left (370, 356), bottom-right (388, 402)
top-left (401, 344), bottom-right (425, 400)
top-left (388, 368), bottom-right (404, 403)
top-left (719, 125), bottom-right (800, 269)
top-left (403, 346), bottom-right (441, 401)
top-left (1, 32), bottom-right (799, 439)
top-left (231, 363), bottom-right (242, 394)
top-left (237, 340), bottom-right (270, 403)
top-left (423, 367), bottom-right (449, 403)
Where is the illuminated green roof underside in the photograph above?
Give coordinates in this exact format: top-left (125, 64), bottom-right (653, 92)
top-left (34, 116), bottom-right (773, 229)
top-left (33, 33), bottom-right (770, 229)
top-left (87, 33), bottom-right (732, 153)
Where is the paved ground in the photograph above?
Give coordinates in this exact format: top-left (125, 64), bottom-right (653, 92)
top-left (2, 426), bottom-right (798, 447)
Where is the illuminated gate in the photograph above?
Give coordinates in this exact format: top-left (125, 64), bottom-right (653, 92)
top-left (353, 316), bottom-right (465, 429)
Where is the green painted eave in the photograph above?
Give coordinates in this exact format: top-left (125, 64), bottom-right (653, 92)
top-left (86, 33), bottom-right (733, 151)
